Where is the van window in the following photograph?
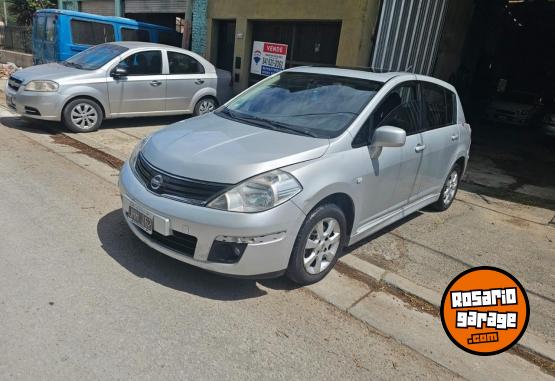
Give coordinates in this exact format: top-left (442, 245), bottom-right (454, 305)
top-left (121, 28), bottom-right (151, 42)
top-left (35, 15), bottom-right (46, 40)
top-left (71, 19), bottom-right (115, 45)
top-left (421, 83), bottom-right (456, 130)
top-left (46, 16), bottom-right (56, 42)
top-left (168, 52), bottom-right (204, 74)
top-left (119, 51), bottom-right (162, 75)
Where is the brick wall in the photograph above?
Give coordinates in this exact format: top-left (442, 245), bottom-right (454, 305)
top-left (192, 0), bottom-right (208, 57)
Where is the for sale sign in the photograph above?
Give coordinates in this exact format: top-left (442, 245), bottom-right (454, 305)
top-left (250, 41), bottom-right (288, 76)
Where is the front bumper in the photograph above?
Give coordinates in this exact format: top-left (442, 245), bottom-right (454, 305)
top-left (118, 161), bottom-right (306, 277)
top-left (5, 85), bottom-right (61, 121)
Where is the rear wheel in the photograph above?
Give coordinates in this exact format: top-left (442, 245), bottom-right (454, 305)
top-left (286, 204), bottom-right (347, 285)
top-left (62, 98), bottom-right (103, 133)
top-left (431, 164), bottom-right (461, 211)
top-left (193, 97), bottom-right (217, 116)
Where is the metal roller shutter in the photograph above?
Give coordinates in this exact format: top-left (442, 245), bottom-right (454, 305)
top-left (125, 0), bottom-right (188, 14)
top-left (80, 0), bottom-right (116, 16)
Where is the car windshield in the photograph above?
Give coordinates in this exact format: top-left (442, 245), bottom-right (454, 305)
top-left (217, 72), bottom-right (383, 138)
top-left (62, 44), bottom-right (128, 70)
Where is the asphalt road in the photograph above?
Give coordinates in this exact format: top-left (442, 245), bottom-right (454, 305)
top-left (0, 122), bottom-right (462, 379)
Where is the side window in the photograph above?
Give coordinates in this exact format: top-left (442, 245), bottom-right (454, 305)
top-left (352, 84), bottom-right (419, 147)
top-left (45, 16), bottom-right (56, 42)
top-left (35, 15), bottom-right (46, 40)
top-left (421, 83), bottom-right (456, 130)
top-left (168, 51), bottom-right (205, 74)
top-left (71, 19), bottom-right (115, 45)
top-left (119, 51), bottom-right (162, 75)
top-left (121, 28), bottom-right (151, 42)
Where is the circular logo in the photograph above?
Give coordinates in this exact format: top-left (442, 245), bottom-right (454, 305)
top-left (150, 175), bottom-right (163, 190)
top-left (440, 267), bottom-right (529, 356)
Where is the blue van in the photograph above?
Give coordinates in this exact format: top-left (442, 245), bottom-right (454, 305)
top-left (32, 9), bottom-right (182, 64)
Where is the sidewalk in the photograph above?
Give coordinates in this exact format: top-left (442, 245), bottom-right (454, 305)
top-left (0, 99), bottom-right (554, 377)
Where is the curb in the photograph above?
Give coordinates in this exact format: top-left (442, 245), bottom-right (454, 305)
top-left (337, 255), bottom-right (555, 363)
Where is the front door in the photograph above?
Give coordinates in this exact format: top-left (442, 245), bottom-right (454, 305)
top-left (415, 82), bottom-right (460, 198)
top-left (356, 82), bottom-right (423, 226)
top-left (107, 50), bottom-right (166, 115)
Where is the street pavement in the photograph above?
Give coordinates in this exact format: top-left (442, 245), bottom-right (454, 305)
top-left (0, 107), bottom-right (554, 379)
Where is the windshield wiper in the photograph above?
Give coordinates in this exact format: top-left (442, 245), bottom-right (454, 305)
top-left (63, 61), bottom-right (84, 69)
top-left (219, 108), bottom-right (319, 138)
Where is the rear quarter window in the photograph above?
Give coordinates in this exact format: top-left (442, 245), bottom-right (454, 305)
top-left (421, 83), bottom-right (457, 130)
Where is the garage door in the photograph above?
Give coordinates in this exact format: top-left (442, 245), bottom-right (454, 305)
top-left (372, 0), bottom-right (449, 75)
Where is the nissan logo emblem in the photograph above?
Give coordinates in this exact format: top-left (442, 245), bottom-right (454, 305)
top-left (150, 174), bottom-right (163, 190)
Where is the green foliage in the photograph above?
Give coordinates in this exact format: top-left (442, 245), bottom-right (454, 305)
top-left (7, 0), bottom-right (56, 25)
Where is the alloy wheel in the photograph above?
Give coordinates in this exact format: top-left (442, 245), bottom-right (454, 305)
top-left (303, 217), bottom-right (341, 275)
top-left (70, 103), bottom-right (98, 130)
top-left (198, 99), bottom-right (215, 114)
top-left (443, 170), bottom-right (459, 205)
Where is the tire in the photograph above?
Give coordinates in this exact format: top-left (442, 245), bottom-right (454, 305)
top-left (431, 164), bottom-right (462, 211)
top-left (286, 204), bottom-right (348, 285)
top-left (62, 98), bottom-right (103, 133)
top-left (193, 97), bottom-right (217, 116)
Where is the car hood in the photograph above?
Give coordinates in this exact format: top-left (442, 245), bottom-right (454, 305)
top-left (141, 113), bottom-right (330, 184)
top-left (11, 63), bottom-right (91, 83)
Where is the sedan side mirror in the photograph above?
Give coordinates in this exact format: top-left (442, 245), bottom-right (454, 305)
top-left (111, 66), bottom-right (128, 78)
top-left (371, 126), bottom-right (406, 147)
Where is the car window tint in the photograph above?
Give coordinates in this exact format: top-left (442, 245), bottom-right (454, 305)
top-left (71, 19), bottom-right (115, 45)
top-left (375, 85), bottom-right (419, 135)
top-left (421, 83), bottom-right (456, 130)
top-left (168, 51), bottom-right (205, 74)
top-left (121, 28), bottom-right (151, 42)
top-left (119, 51), bottom-right (162, 75)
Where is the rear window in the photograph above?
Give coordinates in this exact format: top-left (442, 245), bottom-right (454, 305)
top-left (71, 19), bottom-right (115, 45)
top-left (421, 83), bottom-right (456, 130)
top-left (121, 28), bottom-right (151, 42)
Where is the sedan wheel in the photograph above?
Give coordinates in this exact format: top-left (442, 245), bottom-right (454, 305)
top-left (304, 218), bottom-right (341, 275)
top-left (70, 103), bottom-right (98, 130)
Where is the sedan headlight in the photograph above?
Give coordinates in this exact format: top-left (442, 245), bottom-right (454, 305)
top-left (129, 136), bottom-right (150, 168)
top-left (207, 169), bottom-right (302, 213)
top-left (24, 80), bottom-right (59, 92)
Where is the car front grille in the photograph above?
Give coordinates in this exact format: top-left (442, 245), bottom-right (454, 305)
top-left (8, 76), bottom-right (22, 91)
top-left (135, 153), bottom-right (231, 205)
top-left (136, 228), bottom-right (197, 258)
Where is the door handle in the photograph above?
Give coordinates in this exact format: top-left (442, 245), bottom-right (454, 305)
top-left (150, 80), bottom-right (162, 87)
top-left (415, 144), bottom-right (426, 153)
top-left (195, 79), bottom-right (205, 85)
top-left (451, 134), bottom-right (460, 141)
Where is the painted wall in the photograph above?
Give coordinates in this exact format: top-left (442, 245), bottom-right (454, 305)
top-left (206, 0), bottom-right (381, 92)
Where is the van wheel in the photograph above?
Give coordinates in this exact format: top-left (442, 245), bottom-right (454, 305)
top-left (193, 97), bottom-right (217, 116)
top-left (286, 204), bottom-right (347, 285)
top-left (62, 98), bottom-right (103, 133)
top-left (431, 164), bottom-right (461, 211)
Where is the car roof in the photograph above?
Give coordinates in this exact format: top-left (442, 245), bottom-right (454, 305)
top-left (286, 66), bottom-right (410, 83)
top-left (109, 41), bottom-right (178, 49)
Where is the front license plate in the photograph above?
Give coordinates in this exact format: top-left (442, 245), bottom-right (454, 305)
top-left (127, 204), bottom-right (153, 234)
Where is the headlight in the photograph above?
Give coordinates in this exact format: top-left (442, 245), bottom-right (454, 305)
top-left (24, 80), bottom-right (59, 92)
top-left (129, 136), bottom-right (150, 168)
top-left (207, 169), bottom-right (302, 213)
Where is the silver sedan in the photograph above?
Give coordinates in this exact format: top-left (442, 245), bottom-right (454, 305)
top-left (5, 41), bottom-right (219, 132)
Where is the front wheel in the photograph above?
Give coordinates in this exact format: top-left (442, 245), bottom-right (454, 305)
top-left (431, 164), bottom-right (461, 211)
top-left (62, 98), bottom-right (103, 133)
top-left (286, 204), bottom-right (347, 285)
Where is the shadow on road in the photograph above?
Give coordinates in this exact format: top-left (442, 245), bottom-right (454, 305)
top-left (101, 115), bottom-right (187, 130)
top-left (97, 209), bottom-right (298, 301)
top-left (0, 115), bottom-right (62, 135)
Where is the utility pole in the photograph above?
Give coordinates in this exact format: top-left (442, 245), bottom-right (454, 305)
top-left (182, 0), bottom-right (193, 49)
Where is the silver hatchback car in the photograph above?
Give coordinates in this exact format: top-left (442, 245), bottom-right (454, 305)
top-left (119, 67), bottom-right (471, 285)
top-left (5, 42), bottom-right (218, 132)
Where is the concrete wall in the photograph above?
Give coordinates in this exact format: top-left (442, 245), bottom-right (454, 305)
top-left (206, 0), bottom-right (381, 92)
top-left (0, 50), bottom-right (33, 68)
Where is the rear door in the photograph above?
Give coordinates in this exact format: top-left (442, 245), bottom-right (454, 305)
top-left (107, 50), bottom-right (166, 115)
top-left (165, 51), bottom-right (210, 113)
top-left (415, 82), bottom-right (459, 199)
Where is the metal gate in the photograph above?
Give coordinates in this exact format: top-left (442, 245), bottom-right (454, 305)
top-left (371, 0), bottom-right (449, 75)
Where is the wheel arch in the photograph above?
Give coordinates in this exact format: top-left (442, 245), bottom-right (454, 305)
top-left (310, 192), bottom-right (356, 237)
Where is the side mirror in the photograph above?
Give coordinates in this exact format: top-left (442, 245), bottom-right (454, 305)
top-left (111, 66), bottom-right (128, 78)
top-left (371, 126), bottom-right (406, 147)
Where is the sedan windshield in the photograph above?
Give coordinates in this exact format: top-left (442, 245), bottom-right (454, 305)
top-left (217, 72), bottom-right (382, 138)
top-left (63, 44), bottom-right (128, 70)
